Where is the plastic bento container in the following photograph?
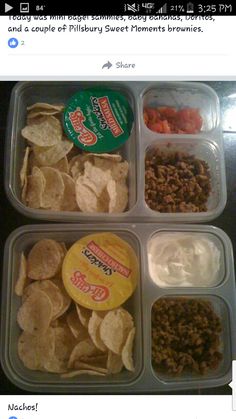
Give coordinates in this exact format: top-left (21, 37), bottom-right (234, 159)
top-left (4, 81), bottom-right (226, 223)
top-left (1, 223), bottom-right (235, 393)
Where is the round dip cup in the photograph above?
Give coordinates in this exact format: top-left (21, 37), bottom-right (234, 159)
top-left (63, 88), bottom-right (134, 153)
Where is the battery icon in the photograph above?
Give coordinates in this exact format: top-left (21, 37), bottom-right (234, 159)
top-left (186, 2), bottom-right (194, 13)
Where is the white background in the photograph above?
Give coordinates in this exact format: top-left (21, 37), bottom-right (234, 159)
top-left (0, 16), bottom-right (236, 76)
top-left (1, 395), bottom-right (236, 419)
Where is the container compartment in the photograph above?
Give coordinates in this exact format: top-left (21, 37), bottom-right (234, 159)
top-left (147, 231), bottom-right (226, 288)
top-left (1, 225), bottom-right (143, 392)
top-left (5, 82), bottom-right (137, 221)
top-left (143, 137), bottom-right (226, 220)
top-left (150, 295), bottom-right (231, 385)
top-left (142, 82), bottom-right (220, 134)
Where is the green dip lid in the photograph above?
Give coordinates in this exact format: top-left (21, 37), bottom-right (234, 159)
top-left (63, 88), bottom-right (134, 153)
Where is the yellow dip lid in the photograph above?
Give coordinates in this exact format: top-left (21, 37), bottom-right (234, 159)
top-left (62, 232), bottom-right (139, 311)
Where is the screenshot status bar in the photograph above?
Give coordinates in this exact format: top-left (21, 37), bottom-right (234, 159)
top-left (0, 1), bottom-right (234, 16)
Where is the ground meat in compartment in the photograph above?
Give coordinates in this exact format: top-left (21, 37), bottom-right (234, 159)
top-left (145, 148), bottom-right (211, 213)
top-left (152, 298), bottom-right (223, 376)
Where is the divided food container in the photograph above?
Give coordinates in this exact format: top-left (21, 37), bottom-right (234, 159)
top-left (1, 223), bottom-right (236, 393)
top-left (4, 81), bottom-right (227, 223)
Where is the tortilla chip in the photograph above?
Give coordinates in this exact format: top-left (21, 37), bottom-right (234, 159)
top-left (66, 309), bottom-right (89, 340)
top-left (15, 252), bottom-right (30, 297)
top-left (18, 328), bottom-right (55, 370)
top-left (68, 338), bottom-right (100, 369)
top-left (100, 308), bottom-right (134, 355)
top-left (61, 369), bottom-right (106, 378)
top-left (84, 161), bottom-right (112, 196)
top-left (74, 362), bottom-right (108, 375)
top-left (88, 311), bottom-right (107, 352)
top-left (20, 147), bottom-right (30, 187)
top-left (51, 156), bottom-right (69, 174)
top-left (27, 103), bottom-right (64, 112)
top-left (75, 304), bottom-right (91, 328)
top-left (107, 180), bottom-right (128, 213)
top-left (33, 139), bottom-right (73, 166)
top-left (89, 153), bottom-right (122, 162)
top-left (93, 158), bottom-right (129, 181)
top-left (25, 166), bottom-right (46, 208)
top-left (111, 161), bottom-right (129, 181)
top-left (23, 280), bottom-right (63, 320)
top-left (75, 178), bottom-right (99, 213)
top-left (60, 173), bottom-right (78, 211)
top-left (69, 154), bottom-right (91, 179)
top-left (17, 290), bottom-right (53, 335)
top-left (40, 167), bottom-right (64, 210)
top-left (27, 239), bottom-right (63, 280)
top-left (44, 325), bottom-right (76, 373)
top-left (22, 116), bottom-right (62, 146)
top-left (121, 327), bottom-right (135, 372)
top-left (51, 278), bottom-right (71, 318)
top-left (107, 351), bottom-right (123, 374)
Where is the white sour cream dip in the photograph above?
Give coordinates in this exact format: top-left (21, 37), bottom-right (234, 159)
top-left (148, 233), bottom-right (221, 287)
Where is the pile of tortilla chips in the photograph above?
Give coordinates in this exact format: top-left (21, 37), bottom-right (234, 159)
top-left (20, 103), bottom-right (129, 213)
top-left (16, 239), bottom-right (135, 376)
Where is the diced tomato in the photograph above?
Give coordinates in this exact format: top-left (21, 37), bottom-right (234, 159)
top-left (144, 105), bottom-right (203, 135)
top-left (162, 119), bottom-right (172, 133)
top-left (143, 110), bottom-right (149, 125)
top-left (145, 108), bottom-right (158, 123)
top-left (159, 107), bottom-right (177, 120)
top-left (177, 108), bottom-right (203, 133)
top-left (180, 122), bottom-right (196, 134)
top-left (193, 111), bottom-right (203, 130)
top-left (148, 122), bottom-right (164, 133)
top-left (178, 108), bottom-right (192, 121)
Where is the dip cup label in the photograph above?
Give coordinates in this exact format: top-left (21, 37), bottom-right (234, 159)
top-left (62, 232), bottom-right (138, 310)
top-left (63, 89), bottom-right (134, 153)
